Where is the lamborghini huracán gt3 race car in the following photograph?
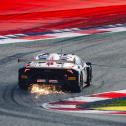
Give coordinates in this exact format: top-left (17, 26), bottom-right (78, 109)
top-left (18, 53), bottom-right (92, 92)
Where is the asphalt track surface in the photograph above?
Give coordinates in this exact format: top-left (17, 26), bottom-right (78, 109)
top-left (0, 31), bottom-right (126, 126)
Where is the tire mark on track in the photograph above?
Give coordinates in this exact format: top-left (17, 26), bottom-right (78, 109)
top-left (0, 84), bottom-right (32, 111)
top-left (11, 85), bottom-right (37, 108)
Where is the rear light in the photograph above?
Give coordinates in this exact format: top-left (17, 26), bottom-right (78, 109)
top-left (21, 75), bottom-right (28, 79)
top-left (37, 79), bottom-right (46, 83)
top-left (24, 68), bottom-right (30, 72)
top-left (68, 77), bottom-right (76, 80)
top-left (49, 80), bottom-right (58, 83)
top-left (67, 70), bottom-right (73, 74)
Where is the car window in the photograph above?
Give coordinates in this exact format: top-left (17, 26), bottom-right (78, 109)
top-left (76, 56), bottom-right (82, 66)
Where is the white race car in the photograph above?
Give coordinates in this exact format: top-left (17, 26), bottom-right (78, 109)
top-left (18, 53), bottom-right (92, 92)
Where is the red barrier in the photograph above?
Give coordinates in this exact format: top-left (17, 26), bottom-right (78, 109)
top-left (0, 0), bottom-right (126, 35)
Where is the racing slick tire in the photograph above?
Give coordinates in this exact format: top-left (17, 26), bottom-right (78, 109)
top-left (18, 77), bottom-right (29, 90)
top-left (70, 85), bottom-right (81, 93)
top-left (18, 69), bottom-right (30, 90)
top-left (18, 81), bottom-right (28, 90)
top-left (86, 62), bottom-right (92, 86)
top-left (70, 73), bottom-right (83, 93)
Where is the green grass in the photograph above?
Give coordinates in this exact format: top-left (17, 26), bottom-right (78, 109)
top-left (80, 98), bottom-right (126, 109)
top-left (100, 99), bottom-right (126, 107)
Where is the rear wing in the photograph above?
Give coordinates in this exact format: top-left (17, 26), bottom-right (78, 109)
top-left (18, 58), bottom-right (76, 64)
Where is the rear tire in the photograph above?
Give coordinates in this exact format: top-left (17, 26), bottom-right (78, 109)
top-left (18, 82), bottom-right (28, 90)
top-left (79, 72), bottom-right (84, 91)
top-left (18, 68), bottom-right (29, 90)
top-left (70, 73), bottom-right (83, 93)
top-left (86, 62), bottom-right (92, 86)
top-left (70, 85), bottom-right (81, 93)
